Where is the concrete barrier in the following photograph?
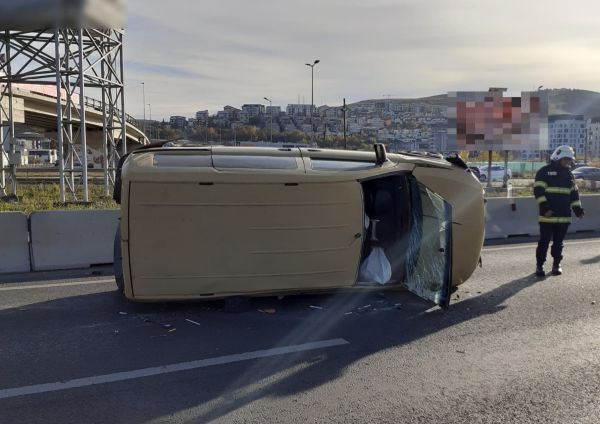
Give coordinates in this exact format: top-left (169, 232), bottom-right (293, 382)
top-left (485, 197), bottom-right (539, 239)
top-left (570, 194), bottom-right (600, 233)
top-left (485, 194), bottom-right (600, 239)
top-left (0, 212), bottom-right (31, 273)
top-left (30, 209), bottom-right (119, 271)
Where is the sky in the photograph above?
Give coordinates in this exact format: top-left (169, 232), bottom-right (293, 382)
top-left (124, 0), bottom-right (600, 120)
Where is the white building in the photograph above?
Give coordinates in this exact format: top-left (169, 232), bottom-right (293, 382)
top-left (241, 104), bottom-right (265, 118)
top-left (265, 105), bottom-right (281, 116)
top-left (549, 114), bottom-right (586, 156)
top-left (520, 114), bottom-right (586, 161)
top-left (195, 110), bottom-right (209, 123)
top-left (286, 104), bottom-right (312, 117)
top-left (587, 117), bottom-right (600, 159)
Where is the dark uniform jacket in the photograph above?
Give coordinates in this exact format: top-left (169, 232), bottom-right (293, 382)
top-left (534, 161), bottom-right (583, 224)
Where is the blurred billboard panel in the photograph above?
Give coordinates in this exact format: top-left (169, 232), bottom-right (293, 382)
top-left (0, 0), bottom-right (126, 30)
top-left (447, 91), bottom-right (549, 151)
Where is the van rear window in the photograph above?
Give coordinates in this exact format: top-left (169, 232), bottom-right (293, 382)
top-left (153, 154), bottom-right (212, 167)
top-left (213, 155), bottom-right (298, 170)
top-left (311, 159), bottom-right (376, 171)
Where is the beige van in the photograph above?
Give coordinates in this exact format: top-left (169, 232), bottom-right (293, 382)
top-left (114, 144), bottom-right (484, 309)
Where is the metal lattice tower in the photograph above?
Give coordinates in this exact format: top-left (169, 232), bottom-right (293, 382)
top-left (0, 1), bottom-right (129, 202)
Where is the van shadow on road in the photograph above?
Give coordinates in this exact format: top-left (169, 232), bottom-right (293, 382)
top-left (0, 274), bottom-right (540, 423)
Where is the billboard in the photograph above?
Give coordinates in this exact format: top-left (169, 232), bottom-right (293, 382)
top-left (447, 91), bottom-right (548, 151)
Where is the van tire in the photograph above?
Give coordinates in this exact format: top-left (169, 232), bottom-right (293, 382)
top-left (114, 223), bottom-right (125, 293)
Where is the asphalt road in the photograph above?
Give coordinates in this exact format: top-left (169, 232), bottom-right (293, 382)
top-left (1, 239), bottom-right (600, 424)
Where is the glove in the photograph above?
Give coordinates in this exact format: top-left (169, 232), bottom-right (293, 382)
top-left (573, 206), bottom-right (584, 218)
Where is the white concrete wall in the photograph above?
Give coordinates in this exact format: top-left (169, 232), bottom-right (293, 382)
top-left (29, 209), bottom-right (119, 271)
top-left (485, 194), bottom-right (600, 239)
top-left (0, 212), bottom-right (30, 273)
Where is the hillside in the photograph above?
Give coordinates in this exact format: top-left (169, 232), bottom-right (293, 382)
top-left (545, 88), bottom-right (600, 118)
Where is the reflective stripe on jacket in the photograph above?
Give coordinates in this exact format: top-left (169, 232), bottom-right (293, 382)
top-left (533, 162), bottom-right (580, 224)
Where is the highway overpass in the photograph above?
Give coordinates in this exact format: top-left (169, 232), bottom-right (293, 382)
top-left (7, 84), bottom-right (148, 149)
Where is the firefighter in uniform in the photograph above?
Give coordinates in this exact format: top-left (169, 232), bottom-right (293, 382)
top-left (534, 145), bottom-right (584, 277)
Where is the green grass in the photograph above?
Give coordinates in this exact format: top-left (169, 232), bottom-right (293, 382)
top-left (0, 184), bottom-right (117, 215)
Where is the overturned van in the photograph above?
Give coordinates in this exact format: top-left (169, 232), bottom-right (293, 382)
top-left (113, 144), bottom-right (484, 309)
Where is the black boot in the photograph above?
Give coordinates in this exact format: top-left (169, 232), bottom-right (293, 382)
top-left (536, 264), bottom-right (546, 277)
top-left (552, 263), bottom-right (562, 276)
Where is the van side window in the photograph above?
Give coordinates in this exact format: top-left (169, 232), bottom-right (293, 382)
top-left (153, 154), bottom-right (212, 167)
top-left (311, 159), bottom-right (376, 171)
top-left (213, 155), bottom-right (298, 169)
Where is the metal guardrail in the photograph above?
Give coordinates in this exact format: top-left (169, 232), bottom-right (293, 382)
top-left (83, 96), bottom-right (142, 130)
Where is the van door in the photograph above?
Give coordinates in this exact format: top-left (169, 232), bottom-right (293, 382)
top-left (405, 179), bottom-right (453, 309)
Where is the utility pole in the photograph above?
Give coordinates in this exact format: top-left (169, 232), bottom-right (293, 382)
top-left (147, 103), bottom-right (152, 140)
top-left (141, 82), bottom-right (146, 136)
top-left (342, 98), bottom-right (347, 150)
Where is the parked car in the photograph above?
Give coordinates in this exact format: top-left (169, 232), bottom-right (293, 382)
top-left (113, 144), bottom-right (485, 309)
top-left (478, 165), bottom-right (512, 182)
top-left (572, 166), bottom-right (600, 181)
top-left (468, 166), bottom-right (481, 180)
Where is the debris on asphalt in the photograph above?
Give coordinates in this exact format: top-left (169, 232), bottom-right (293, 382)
top-left (167, 328), bottom-right (177, 333)
top-left (356, 304), bottom-right (373, 314)
top-left (309, 305), bottom-right (323, 310)
top-left (592, 301), bottom-right (596, 305)
top-left (162, 323), bottom-right (172, 329)
top-left (456, 350), bottom-right (466, 354)
top-left (258, 308), bottom-right (277, 314)
top-left (118, 311), bottom-right (128, 315)
top-left (185, 318), bottom-right (201, 326)
top-left (114, 330), bottom-right (119, 335)
top-left (344, 312), bottom-right (353, 315)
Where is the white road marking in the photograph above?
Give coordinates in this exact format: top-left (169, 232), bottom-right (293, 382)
top-left (0, 279), bottom-right (114, 292)
top-left (483, 239), bottom-right (600, 252)
top-left (0, 338), bottom-right (349, 400)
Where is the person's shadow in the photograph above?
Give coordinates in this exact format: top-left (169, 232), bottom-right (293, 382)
top-left (580, 255), bottom-right (600, 265)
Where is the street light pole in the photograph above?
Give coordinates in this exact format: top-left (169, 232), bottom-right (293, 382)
top-left (147, 103), bottom-right (152, 139)
top-left (264, 97), bottom-right (273, 143)
top-left (305, 59), bottom-right (320, 142)
top-left (141, 82), bottom-right (146, 136)
top-left (342, 98), bottom-right (347, 150)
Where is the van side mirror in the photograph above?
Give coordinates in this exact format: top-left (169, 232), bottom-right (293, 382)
top-left (374, 143), bottom-right (387, 165)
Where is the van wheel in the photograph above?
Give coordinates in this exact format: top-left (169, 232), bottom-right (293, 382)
top-left (114, 223), bottom-right (124, 293)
